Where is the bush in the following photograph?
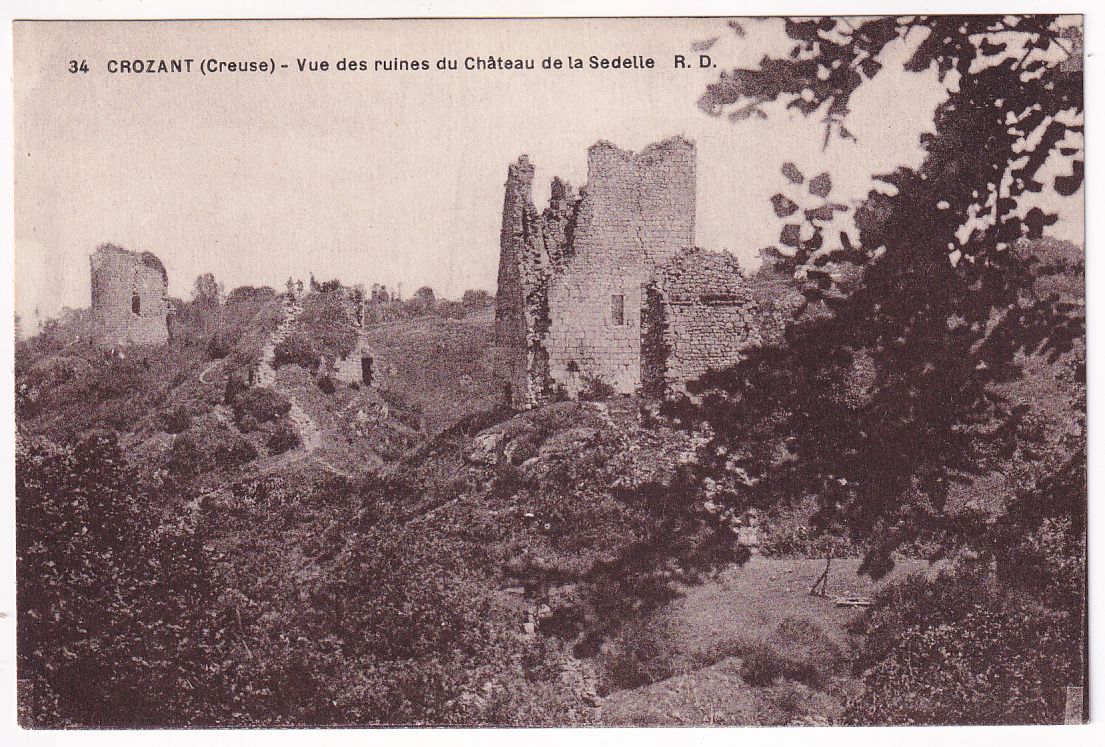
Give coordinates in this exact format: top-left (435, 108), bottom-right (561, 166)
top-left (273, 332), bottom-right (320, 370)
top-left (740, 617), bottom-right (839, 689)
top-left (224, 373), bottom-right (249, 405)
top-left (226, 285), bottom-right (277, 305)
top-left (316, 374), bottom-right (336, 395)
top-left (296, 291), bottom-right (357, 361)
top-left (578, 375), bottom-right (615, 401)
top-left (16, 434), bottom-right (223, 726)
top-left (166, 428), bottom-right (257, 476)
top-left (602, 614), bottom-right (682, 690)
top-left (740, 645), bottom-right (786, 686)
top-left (205, 334), bottom-right (230, 360)
top-left (162, 405), bottom-right (193, 434)
top-left (436, 300), bottom-right (468, 320)
top-left (845, 568), bottom-right (1082, 725)
top-left (231, 387), bottom-right (291, 429)
top-left (461, 289), bottom-right (493, 308)
top-left (267, 422), bottom-right (301, 455)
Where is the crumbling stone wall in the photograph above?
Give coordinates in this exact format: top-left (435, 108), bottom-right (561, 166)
top-left (495, 136), bottom-right (764, 406)
top-left (89, 244), bottom-right (169, 348)
top-left (653, 249), bottom-right (760, 392)
top-left (494, 156), bottom-right (577, 408)
top-left (546, 138), bottom-right (696, 396)
top-left (330, 336), bottom-right (377, 387)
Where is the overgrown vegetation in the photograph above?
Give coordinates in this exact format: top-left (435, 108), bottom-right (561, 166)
top-left (230, 386), bottom-right (292, 431)
top-left (680, 15), bottom-right (1086, 723)
top-left (273, 331), bottom-right (320, 370)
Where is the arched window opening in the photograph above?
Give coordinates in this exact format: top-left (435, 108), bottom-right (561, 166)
top-left (131, 293), bottom-right (141, 315)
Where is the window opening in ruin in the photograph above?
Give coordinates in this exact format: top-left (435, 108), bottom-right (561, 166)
top-left (131, 293), bottom-right (141, 315)
top-left (361, 355), bottom-right (374, 387)
top-left (611, 294), bottom-right (625, 326)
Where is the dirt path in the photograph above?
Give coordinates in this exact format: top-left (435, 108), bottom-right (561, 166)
top-left (255, 296), bottom-right (303, 388)
top-left (199, 359), bottom-right (222, 384)
top-left (251, 296), bottom-right (357, 480)
top-left (262, 298), bottom-right (318, 452)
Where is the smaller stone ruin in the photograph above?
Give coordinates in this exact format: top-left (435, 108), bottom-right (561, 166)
top-left (89, 243), bottom-right (169, 348)
top-left (329, 338), bottom-right (377, 388)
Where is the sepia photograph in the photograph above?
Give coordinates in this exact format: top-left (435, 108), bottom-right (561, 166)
top-left (8, 7), bottom-right (1090, 732)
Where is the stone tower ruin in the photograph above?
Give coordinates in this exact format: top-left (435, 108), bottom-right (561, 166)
top-left (89, 244), bottom-right (169, 348)
top-left (495, 137), bottom-right (765, 408)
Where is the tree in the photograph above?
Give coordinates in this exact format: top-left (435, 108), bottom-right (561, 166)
top-left (462, 289), bottom-right (493, 308)
top-left (685, 16), bottom-right (1084, 579)
top-left (406, 286), bottom-right (437, 316)
top-left (17, 432), bottom-right (228, 726)
top-left (192, 272), bottom-right (223, 306)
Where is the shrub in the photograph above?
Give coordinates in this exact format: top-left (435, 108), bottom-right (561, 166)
top-left (316, 374), bottom-right (336, 395)
top-left (273, 332), bottom-right (320, 370)
top-left (162, 405), bottom-right (193, 434)
top-left (461, 289), bottom-right (493, 308)
top-left (740, 617), bottom-right (839, 689)
top-left (846, 568), bottom-right (1082, 725)
top-left (221, 438), bottom-right (259, 468)
top-left (224, 373), bottom-right (248, 405)
top-left (205, 334), bottom-right (230, 360)
top-left (166, 428), bottom-right (257, 476)
top-left (226, 285), bottom-right (277, 305)
top-left (296, 291), bottom-right (357, 360)
top-left (436, 300), bottom-right (468, 320)
top-left (740, 645), bottom-right (786, 686)
top-left (578, 375), bottom-right (615, 401)
top-left (231, 387), bottom-right (291, 429)
top-left (600, 612), bottom-right (682, 691)
top-left (16, 434), bottom-right (222, 726)
top-left (236, 413), bottom-right (260, 433)
top-left (267, 422), bottom-right (301, 455)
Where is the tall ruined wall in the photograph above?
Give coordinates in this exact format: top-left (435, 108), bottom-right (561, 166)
top-left (495, 157), bottom-right (568, 408)
top-left (651, 250), bottom-right (760, 393)
top-left (89, 244), bottom-right (169, 348)
top-left (545, 137), bottom-right (696, 396)
top-left (494, 157), bottom-right (532, 407)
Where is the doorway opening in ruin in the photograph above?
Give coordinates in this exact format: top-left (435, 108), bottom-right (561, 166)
top-left (361, 355), bottom-right (374, 387)
top-left (131, 293), bottom-right (141, 315)
top-left (611, 294), bottom-right (625, 326)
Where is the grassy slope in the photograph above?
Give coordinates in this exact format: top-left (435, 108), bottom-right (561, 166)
top-left (362, 308), bottom-right (500, 434)
top-left (597, 556), bottom-right (929, 726)
top-left (383, 398), bottom-right (938, 725)
top-left (15, 291), bottom-right (285, 475)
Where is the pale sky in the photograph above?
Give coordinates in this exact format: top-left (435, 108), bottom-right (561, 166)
top-left (14, 18), bottom-right (1083, 329)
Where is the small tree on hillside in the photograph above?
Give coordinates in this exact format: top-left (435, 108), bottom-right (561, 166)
top-left (192, 273), bottom-right (223, 307)
top-left (461, 289), bottom-right (493, 308)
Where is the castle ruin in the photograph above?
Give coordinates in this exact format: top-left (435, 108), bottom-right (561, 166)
top-left (495, 137), bottom-right (764, 408)
top-left (89, 243), bottom-right (169, 348)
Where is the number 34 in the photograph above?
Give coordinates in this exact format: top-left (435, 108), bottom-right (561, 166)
top-left (68, 60), bottom-right (89, 73)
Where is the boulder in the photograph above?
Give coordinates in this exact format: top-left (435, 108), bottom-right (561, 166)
top-left (464, 430), bottom-right (504, 466)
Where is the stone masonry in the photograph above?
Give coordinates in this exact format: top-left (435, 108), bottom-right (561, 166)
top-left (495, 137), bottom-right (764, 408)
top-left (647, 249), bottom-right (761, 394)
top-left (89, 243), bottom-right (169, 348)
